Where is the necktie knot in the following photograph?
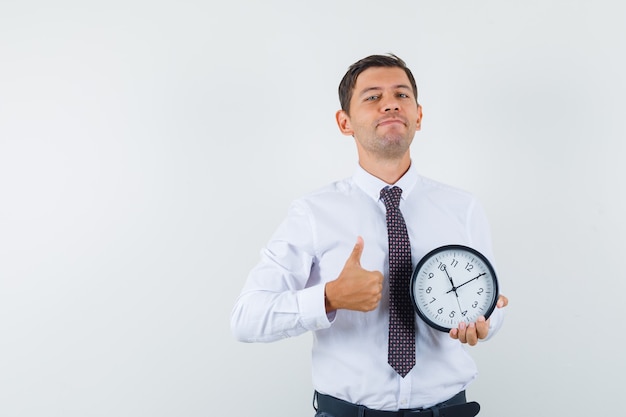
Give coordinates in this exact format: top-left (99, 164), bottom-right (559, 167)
top-left (381, 186), bottom-right (403, 210)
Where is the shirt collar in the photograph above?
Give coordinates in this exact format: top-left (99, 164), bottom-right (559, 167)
top-left (352, 161), bottom-right (419, 203)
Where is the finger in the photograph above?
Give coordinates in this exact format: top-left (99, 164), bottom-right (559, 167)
top-left (497, 294), bottom-right (509, 308)
top-left (347, 236), bottom-right (364, 266)
top-left (465, 322), bottom-right (478, 346)
top-left (373, 270), bottom-right (385, 288)
top-left (476, 316), bottom-right (490, 339)
top-left (457, 322), bottom-right (467, 344)
top-left (449, 328), bottom-right (459, 340)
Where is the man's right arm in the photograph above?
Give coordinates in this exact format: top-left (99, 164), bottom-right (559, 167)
top-left (230, 202), bottom-right (329, 342)
top-left (231, 205), bottom-right (385, 342)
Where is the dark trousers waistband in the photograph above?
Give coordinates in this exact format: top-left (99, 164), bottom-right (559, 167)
top-left (314, 390), bottom-right (480, 417)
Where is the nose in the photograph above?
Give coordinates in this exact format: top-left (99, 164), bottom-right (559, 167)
top-left (381, 96), bottom-right (400, 112)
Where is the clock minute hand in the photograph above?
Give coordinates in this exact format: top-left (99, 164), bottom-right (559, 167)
top-left (455, 272), bottom-right (486, 291)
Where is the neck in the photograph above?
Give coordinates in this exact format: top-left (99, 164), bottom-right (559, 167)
top-left (358, 153), bottom-right (411, 184)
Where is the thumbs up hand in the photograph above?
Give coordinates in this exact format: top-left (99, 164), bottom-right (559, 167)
top-left (324, 237), bottom-right (384, 313)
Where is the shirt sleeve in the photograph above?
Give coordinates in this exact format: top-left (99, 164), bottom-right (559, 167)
top-left (466, 198), bottom-right (506, 341)
top-left (230, 200), bottom-right (332, 343)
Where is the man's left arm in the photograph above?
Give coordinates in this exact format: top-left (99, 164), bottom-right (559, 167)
top-left (451, 197), bottom-right (508, 345)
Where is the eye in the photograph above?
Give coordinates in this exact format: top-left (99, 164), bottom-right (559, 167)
top-left (365, 95), bottom-right (379, 101)
top-left (397, 93), bottom-right (410, 99)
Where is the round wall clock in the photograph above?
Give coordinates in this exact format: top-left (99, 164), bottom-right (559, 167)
top-left (410, 245), bottom-right (499, 332)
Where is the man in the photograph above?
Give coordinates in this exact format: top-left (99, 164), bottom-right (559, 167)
top-left (231, 54), bottom-right (508, 416)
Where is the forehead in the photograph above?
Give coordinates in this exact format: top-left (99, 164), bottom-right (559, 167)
top-left (353, 67), bottom-right (411, 93)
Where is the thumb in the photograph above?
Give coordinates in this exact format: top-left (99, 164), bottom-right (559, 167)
top-left (347, 236), bottom-right (364, 266)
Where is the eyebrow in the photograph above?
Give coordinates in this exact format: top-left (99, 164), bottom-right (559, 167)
top-left (357, 84), bottom-right (413, 97)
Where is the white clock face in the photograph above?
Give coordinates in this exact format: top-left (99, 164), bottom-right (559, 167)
top-left (410, 245), bottom-right (498, 332)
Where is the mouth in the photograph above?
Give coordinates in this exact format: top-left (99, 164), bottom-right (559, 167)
top-left (376, 117), bottom-right (406, 127)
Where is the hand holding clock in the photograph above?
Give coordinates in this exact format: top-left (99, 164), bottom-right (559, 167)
top-left (449, 294), bottom-right (508, 346)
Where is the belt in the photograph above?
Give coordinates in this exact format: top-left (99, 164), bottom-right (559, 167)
top-left (314, 391), bottom-right (480, 417)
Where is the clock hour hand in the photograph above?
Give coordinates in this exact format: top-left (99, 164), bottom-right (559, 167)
top-left (442, 265), bottom-right (459, 297)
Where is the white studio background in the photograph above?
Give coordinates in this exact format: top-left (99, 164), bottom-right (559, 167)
top-left (0, 1), bottom-right (624, 416)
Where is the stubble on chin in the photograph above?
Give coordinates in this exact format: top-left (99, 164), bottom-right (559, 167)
top-left (371, 133), bottom-right (412, 160)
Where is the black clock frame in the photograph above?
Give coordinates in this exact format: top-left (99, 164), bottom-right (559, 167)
top-left (409, 244), bottom-right (499, 332)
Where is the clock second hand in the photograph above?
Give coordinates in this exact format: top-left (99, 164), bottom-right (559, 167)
top-left (443, 265), bottom-right (466, 323)
top-left (448, 273), bottom-right (486, 323)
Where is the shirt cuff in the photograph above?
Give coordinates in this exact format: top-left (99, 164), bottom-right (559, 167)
top-left (297, 284), bottom-right (333, 331)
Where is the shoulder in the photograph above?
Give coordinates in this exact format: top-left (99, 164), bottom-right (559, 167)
top-left (415, 174), bottom-right (476, 202)
top-left (295, 177), bottom-right (360, 205)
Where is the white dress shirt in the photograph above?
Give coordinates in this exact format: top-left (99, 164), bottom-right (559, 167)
top-left (231, 162), bottom-right (504, 410)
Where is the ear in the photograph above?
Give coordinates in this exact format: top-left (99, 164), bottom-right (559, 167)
top-left (415, 105), bottom-right (423, 131)
top-left (335, 110), bottom-right (354, 136)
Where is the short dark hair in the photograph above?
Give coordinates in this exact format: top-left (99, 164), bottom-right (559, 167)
top-left (338, 54), bottom-right (419, 114)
